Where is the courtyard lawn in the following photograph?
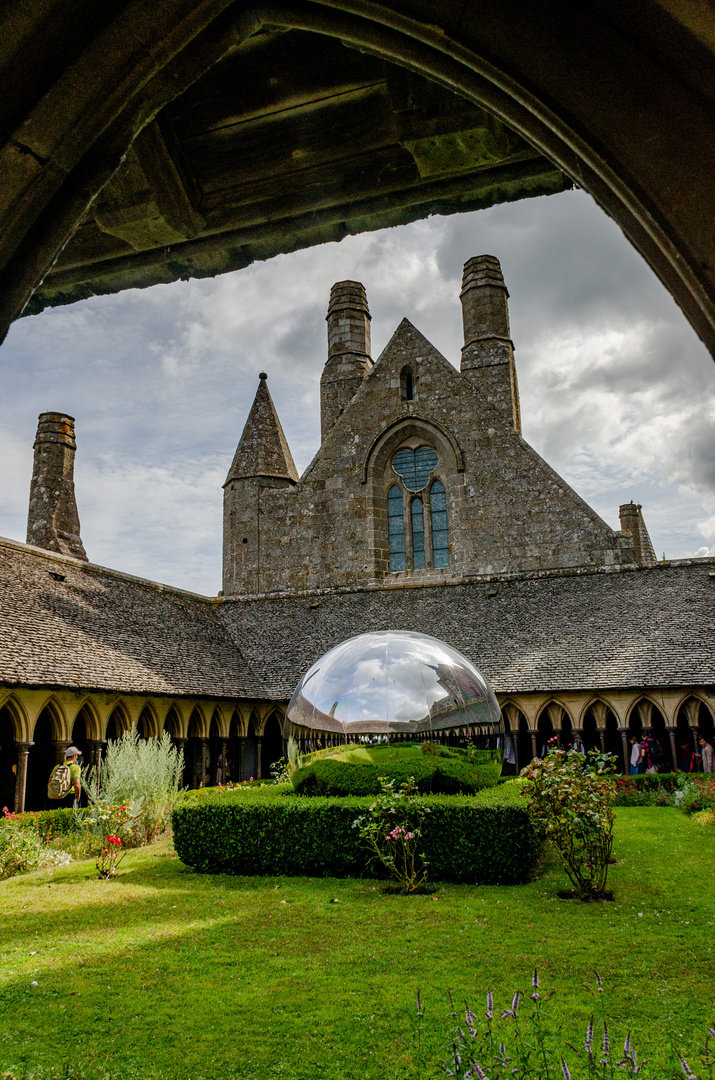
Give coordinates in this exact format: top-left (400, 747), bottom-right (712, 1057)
top-left (0, 808), bottom-right (713, 1080)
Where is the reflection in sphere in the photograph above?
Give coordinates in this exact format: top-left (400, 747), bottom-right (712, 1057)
top-left (285, 631), bottom-right (504, 760)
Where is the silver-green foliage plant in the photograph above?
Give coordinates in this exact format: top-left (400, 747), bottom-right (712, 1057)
top-left (352, 776), bottom-right (430, 894)
top-left (521, 749), bottom-right (617, 900)
top-left (85, 730), bottom-right (184, 845)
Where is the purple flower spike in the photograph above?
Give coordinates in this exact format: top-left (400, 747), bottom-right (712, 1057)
top-left (474, 1065), bottom-right (487, 1080)
top-left (602, 1022), bottom-right (610, 1054)
top-left (680, 1055), bottom-right (696, 1080)
top-left (624, 1033), bottom-right (631, 1054)
top-left (487, 989), bottom-right (493, 1018)
top-left (585, 1017), bottom-right (594, 1053)
top-left (595, 971), bottom-right (603, 992)
top-left (511, 991), bottom-right (520, 1014)
top-left (561, 1059), bottom-right (571, 1080)
top-left (708, 1027), bottom-right (715, 1039)
top-left (417, 989), bottom-right (422, 1017)
top-left (532, 969), bottom-right (539, 990)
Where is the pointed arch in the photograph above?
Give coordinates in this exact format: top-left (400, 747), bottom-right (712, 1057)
top-left (0, 695), bottom-right (27, 740)
top-left (106, 701), bottom-right (131, 741)
top-left (163, 704), bottom-right (183, 739)
top-left (400, 365), bottom-right (415, 401)
top-left (137, 703), bottom-right (159, 739)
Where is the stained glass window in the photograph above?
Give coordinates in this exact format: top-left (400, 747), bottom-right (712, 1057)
top-left (411, 498), bottom-right (425, 570)
top-left (388, 485), bottom-right (406, 572)
top-left (392, 445), bottom-right (438, 492)
top-left (430, 480), bottom-right (449, 568)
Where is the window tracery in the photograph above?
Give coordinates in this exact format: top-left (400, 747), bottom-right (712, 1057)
top-left (386, 443), bottom-right (450, 572)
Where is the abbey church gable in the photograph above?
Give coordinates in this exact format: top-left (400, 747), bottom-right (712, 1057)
top-left (222, 256), bottom-right (642, 597)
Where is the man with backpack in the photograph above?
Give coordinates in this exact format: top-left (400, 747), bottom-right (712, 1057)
top-left (639, 732), bottom-right (665, 774)
top-left (47, 746), bottom-right (82, 808)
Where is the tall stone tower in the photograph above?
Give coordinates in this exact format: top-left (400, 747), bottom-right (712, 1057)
top-left (223, 373), bottom-right (299, 595)
top-left (26, 412), bottom-right (87, 560)
top-left (320, 280), bottom-right (373, 439)
top-left (619, 502), bottom-right (657, 565)
top-left (459, 254), bottom-right (521, 432)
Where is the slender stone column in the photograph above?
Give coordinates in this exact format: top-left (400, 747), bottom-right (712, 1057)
top-left (597, 727), bottom-right (606, 752)
top-left (235, 736), bottom-right (245, 782)
top-left (198, 738), bottom-right (208, 787)
top-left (530, 732), bottom-right (538, 759)
top-left (13, 743), bottom-right (33, 813)
top-left (53, 739), bottom-right (72, 765)
top-left (618, 727), bottom-right (630, 774)
top-left (218, 739), bottom-right (228, 785)
top-left (256, 737), bottom-right (263, 780)
top-left (85, 739), bottom-right (106, 771)
top-left (667, 728), bottom-right (678, 772)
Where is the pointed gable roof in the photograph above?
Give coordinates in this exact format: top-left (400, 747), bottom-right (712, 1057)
top-left (225, 373), bottom-right (299, 484)
top-left (376, 316), bottom-right (456, 373)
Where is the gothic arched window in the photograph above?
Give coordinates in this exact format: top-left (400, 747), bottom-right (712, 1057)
top-left (430, 479), bottom-right (450, 567)
top-left (400, 366), bottom-right (415, 401)
top-left (411, 498), bottom-right (425, 569)
top-left (388, 484), bottom-right (406, 572)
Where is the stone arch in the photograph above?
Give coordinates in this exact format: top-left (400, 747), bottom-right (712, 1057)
top-left (163, 704), bottom-right (183, 739)
top-left (0, 704), bottom-right (19, 812)
top-left (501, 701), bottom-right (527, 774)
top-left (26, 701), bottom-right (65, 811)
top-left (0, 696), bottom-right (26, 742)
top-left (136, 702), bottom-right (159, 739)
top-left (580, 698), bottom-right (618, 755)
top-left (362, 415), bottom-right (464, 485)
top-left (71, 702), bottom-right (97, 766)
top-left (208, 709), bottom-right (228, 787)
top-left (186, 706), bottom-right (209, 788)
top-left (242, 714), bottom-right (260, 783)
top-left (260, 711), bottom-right (284, 780)
top-left (535, 699), bottom-right (572, 753)
top-left (675, 695), bottom-right (714, 771)
top-left (106, 701), bottom-right (131, 741)
top-left (2, 3), bottom-right (715, 364)
top-left (400, 365), bottom-right (416, 402)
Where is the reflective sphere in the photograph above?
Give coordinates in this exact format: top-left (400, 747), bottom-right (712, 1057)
top-left (285, 630), bottom-right (504, 750)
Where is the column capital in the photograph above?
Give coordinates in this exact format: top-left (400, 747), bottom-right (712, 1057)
top-left (14, 741), bottom-right (33, 753)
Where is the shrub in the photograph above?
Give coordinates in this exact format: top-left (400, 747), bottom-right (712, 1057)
top-left (85, 730), bottom-right (184, 844)
top-left (0, 809), bottom-right (70, 878)
top-left (8, 807), bottom-right (77, 839)
top-left (291, 754), bottom-right (499, 796)
top-left (353, 778), bottom-right (431, 893)
top-left (171, 782), bottom-right (538, 884)
top-left (677, 776), bottom-right (715, 815)
top-left (522, 749), bottom-right (617, 900)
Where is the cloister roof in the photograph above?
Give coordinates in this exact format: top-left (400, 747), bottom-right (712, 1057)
top-left (218, 560), bottom-right (715, 700)
top-left (0, 538), bottom-right (260, 699)
top-left (1, 536), bottom-right (713, 703)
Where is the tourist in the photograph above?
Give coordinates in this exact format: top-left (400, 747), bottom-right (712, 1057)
top-left (47, 746), bottom-right (82, 809)
top-left (629, 735), bottom-right (641, 775)
top-left (696, 736), bottom-right (715, 773)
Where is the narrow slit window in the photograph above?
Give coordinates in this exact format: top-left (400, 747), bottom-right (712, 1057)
top-left (388, 485), bottom-right (406, 572)
top-left (430, 480), bottom-right (449, 568)
top-left (404, 371), bottom-right (414, 400)
top-left (411, 498), bottom-right (425, 570)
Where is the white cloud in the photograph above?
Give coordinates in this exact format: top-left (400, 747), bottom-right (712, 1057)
top-left (1, 188), bottom-right (714, 592)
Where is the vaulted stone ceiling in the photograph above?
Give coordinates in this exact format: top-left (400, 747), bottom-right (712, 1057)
top-left (27, 31), bottom-right (569, 314)
top-left (2, 1), bottom-right (715, 360)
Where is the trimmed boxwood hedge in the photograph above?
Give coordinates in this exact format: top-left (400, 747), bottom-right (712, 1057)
top-left (291, 755), bottom-right (499, 796)
top-left (171, 783), bottom-right (538, 884)
top-left (12, 807), bottom-right (77, 838)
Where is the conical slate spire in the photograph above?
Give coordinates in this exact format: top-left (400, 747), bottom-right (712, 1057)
top-left (225, 373), bottom-right (299, 484)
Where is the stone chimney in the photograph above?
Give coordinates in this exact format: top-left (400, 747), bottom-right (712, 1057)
top-left (26, 412), bottom-right (87, 560)
top-left (321, 280), bottom-right (373, 439)
top-left (459, 255), bottom-right (521, 432)
top-left (619, 502), bottom-right (657, 566)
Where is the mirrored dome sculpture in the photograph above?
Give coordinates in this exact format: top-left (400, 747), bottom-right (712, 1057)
top-left (285, 630), bottom-right (504, 752)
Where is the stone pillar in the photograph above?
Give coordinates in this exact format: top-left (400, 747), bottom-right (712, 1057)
top-left (26, 412), bottom-right (87, 560)
top-left (53, 739), bottom-right (72, 765)
top-left (572, 728), bottom-right (585, 753)
top-left (321, 281), bottom-right (372, 439)
top-left (198, 739), bottom-right (208, 787)
top-left (235, 736), bottom-right (245, 782)
top-left (85, 740), bottom-right (106, 771)
top-left (597, 728), bottom-right (606, 752)
top-left (619, 728), bottom-right (630, 774)
top-left (219, 738), bottom-right (228, 785)
top-left (459, 255), bottom-right (521, 432)
top-left (13, 743), bottom-right (32, 813)
top-left (667, 728), bottom-right (678, 772)
top-left (530, 732), bottom-right (538, 759)
top-left (256, 737), bottom-right (263, 781)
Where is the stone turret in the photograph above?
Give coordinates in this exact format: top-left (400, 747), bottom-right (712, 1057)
top-left (459, 255), bottom-right (521, 432)
top-left (321, 280), bottom-right (372, 439)
top-left (223, 373), bottom-right (298, 595)
top-left (26, 412), bottom-right (87, 560)
top-left (619, 502), bottom-right (657, 566)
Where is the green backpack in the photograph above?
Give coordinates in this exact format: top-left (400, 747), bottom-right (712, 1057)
top-left (47, 763), bottom-right (71, 800)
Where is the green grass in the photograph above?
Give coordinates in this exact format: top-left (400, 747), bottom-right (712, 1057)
top-left (0, 808), bottom-right (713, 1079)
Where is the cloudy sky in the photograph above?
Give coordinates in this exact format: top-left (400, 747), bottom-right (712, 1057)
top-left (1, 187), bottom-right (714, 595)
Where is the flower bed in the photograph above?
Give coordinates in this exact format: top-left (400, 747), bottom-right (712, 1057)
top-left (171, 782), bottom-right (538, 884)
